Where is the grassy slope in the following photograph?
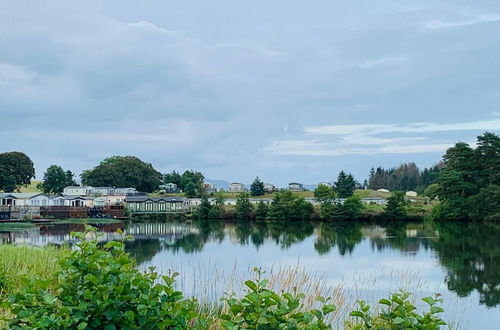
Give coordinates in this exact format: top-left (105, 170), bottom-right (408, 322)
top-left (18, 180), bottom-right (43, 193)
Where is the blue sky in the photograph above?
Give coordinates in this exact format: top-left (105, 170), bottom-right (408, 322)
top-left (1, 0), bottom-right (500, 186)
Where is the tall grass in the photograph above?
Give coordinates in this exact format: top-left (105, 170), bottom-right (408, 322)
top-left (0, 244), bottom-right (68, 296)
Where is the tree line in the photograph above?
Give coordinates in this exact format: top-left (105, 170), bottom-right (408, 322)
top-left (368, 162), bottom-right (442, 192)
top-left (428, 132), bottom-right (500, 221)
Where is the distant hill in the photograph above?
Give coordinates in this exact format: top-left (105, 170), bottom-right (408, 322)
top-left (303, 184), bottom-right (318, 191)
top-left (205, 179), bottom-right (230, 190)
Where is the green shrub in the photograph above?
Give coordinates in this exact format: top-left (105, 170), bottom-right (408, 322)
top-left (346, 291), bottom-right (446, 329)
top-left (2, 227), bottom-right (205, 329)
top-left (220, 268), bottom-right (336, 329)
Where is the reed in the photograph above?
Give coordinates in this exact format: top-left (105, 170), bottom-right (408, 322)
top-left (0, 244), bottom-right (68, 296)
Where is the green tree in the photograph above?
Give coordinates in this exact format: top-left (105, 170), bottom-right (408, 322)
top-left (250, 177), bottom-right (265, 196)
top-left (332, 196), bottom-right (364, 220)
top-left (334, 171), bottom-right (356, 198)
top-left (474, 132), bottom-right (500, 186)
top-left (384, 191), bottom-right (408, 220)
top-left (314, 184), bottom-right (336, 205)
top-left (423, 183), bottom-right (440, 199)
top-left (81, 156), bottom-right (162, 193)
top-left (430, 132), bottom-right (500, 221)
top-left (183, 181), bottom-right (198, 198)
top-left (180, 170), bottom-right (205, 197)
top-left (314, 184), bottom-right (337, 220)
top-left (267, 190), bottom-right (313, 221)
top-left (208, 205), bottom-right (224, 219)
top-left (468, 185), bottom-right (500, 220)
top-left (235, 192), bottom-right (253, 220)
top-left (163, 170), bottom-right (182, 186)
top-left (38, 165), bottom-right (77, 194)
top-left (0, 152), bottom-right (35, 192)
top-left (208, 192), bottom-right (226, 219)
top-left (254, 201), bottom-right (269, 221)
top-left (195, 196), bottom-right (212, 220)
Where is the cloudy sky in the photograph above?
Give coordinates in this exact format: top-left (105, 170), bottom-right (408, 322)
top-left (1, 0), bottom-right (500, 186)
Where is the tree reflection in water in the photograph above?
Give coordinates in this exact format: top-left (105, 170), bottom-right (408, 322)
top-left (121, 219), bottom-right (500, 307)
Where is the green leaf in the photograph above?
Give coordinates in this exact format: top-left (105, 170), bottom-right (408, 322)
top-left (350, 311), bottom-right (364, 318)
top-left (393, 317), bottom-right (404, 324)
top-left (379, 298), bottom-right (391, 306)
top-left (245, 280), bottom-right (258, 291)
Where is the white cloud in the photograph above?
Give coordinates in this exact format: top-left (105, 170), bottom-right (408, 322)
top-left (422, 14), bottom-right (500, 29)
top-left (305, 119), bottom-right (500, 136)
top-left (263, 118), bottom-right (500, 157)
top-left (358, 55), bottom-right (409, 69)
top-left (0, 63), bottom-right (36, 82)
top-left (263, 139), bottom-right (452, 157)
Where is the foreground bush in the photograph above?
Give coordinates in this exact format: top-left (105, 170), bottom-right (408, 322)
top-left (346, 292), bottom-right (446, 329)
top-left (2, 229), bottom-right (205, 329)
top-left (221, 267), bottom-right (336, 329)
top-left (1, 230), bottom-right (447, 329)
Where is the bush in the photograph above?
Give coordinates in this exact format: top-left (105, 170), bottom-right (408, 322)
top-left (2, 227), bottom-right (205, 329)
top-left (267, 190), bottom-right (314, 221)
top-left (346, 291), bottom-right (446, 329)
top-left (384, 192), bottom-right (408, 220)
top-left (221, 268), bottom-right (336, 329)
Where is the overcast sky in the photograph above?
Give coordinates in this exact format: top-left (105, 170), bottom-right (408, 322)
top-left (1, 1), bottom-right (500, 186)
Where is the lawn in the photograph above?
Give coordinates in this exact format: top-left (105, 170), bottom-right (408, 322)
top-left (55, 218), bottom-right (123, 224)
top-left (18, 180), bottom-right (43, 193)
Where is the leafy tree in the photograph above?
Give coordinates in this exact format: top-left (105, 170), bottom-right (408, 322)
top-left (81, 156), bottom-right (162, 193)
top-left (384, 191), bottom-right (408, 220)
top-left (468, 185), bottom-right (500, 220)
top-left (235, 192), bottom-right (253, 220)
top-left (180, 170), bottom-right (205, 197)
top-left (208, 205), bottom-right (224, 219)
top-left (334, 171), bottom-right (356, 198)
top-left (423, 183), bottom-right (440, 199)
top-left (254, 201), bottom-right (269, 221)
top-left (314, 184), bottom-right (337, 219)
top-left (183, 181), bottom-right (198, 198)
top-left (195, 196), bottom-right (212, 220)
top-left (163, 170), bottom-right (182, 186)
top-left (429, 132), bottom-right (500, 221)
top-left (250, 177), bottom-right (265, 196)
top-left (368, 163), bottom-right (430, 192)
top-left (332, 196), bottom-right (364, 220)
top-left (314, 184), bottom-right (336, 205)
top-left (38, 165), bottom-right (77, 194)
top-left (208, 192), bottom-right (226, 219)
top-left (0, 152), bottom-right (35, 192)
top-left (267, 190), bottom-right (313, 221)
top-left (474, 132), bottom-right (500, 186)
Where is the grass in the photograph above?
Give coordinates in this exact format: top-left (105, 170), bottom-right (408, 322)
top-left (17, 180), bottom-right (43, 193)
top-left (0, 222), bottom-right (36, 232)
top-left (0, 244), bottom-right (69, 327)
top-left (55, 218), bottom-right (122, 224)
top-left (0, 245), bottom-right (68, 295)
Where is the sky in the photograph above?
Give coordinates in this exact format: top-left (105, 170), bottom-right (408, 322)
top-left (1, 0), bottom-right (500, 187)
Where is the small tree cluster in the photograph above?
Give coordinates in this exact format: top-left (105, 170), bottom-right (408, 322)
top-left (0, 152), bottom-right (35, 192)
top-left (164, 170), bottom-right (205, 198)
top-left (38, 165), bottom-right (77, 194)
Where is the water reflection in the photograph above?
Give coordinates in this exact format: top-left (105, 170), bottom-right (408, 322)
top-left (431, 222), bottom-right (500, 307)
top-left (2, 219), bottom-right (500, 310)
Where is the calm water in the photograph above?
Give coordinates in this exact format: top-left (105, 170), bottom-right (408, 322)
top-left (1, 219), bottom-right (499, 329)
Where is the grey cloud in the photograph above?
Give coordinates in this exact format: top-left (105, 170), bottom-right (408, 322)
top-left (1, 0), bottom-right (500, 185)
